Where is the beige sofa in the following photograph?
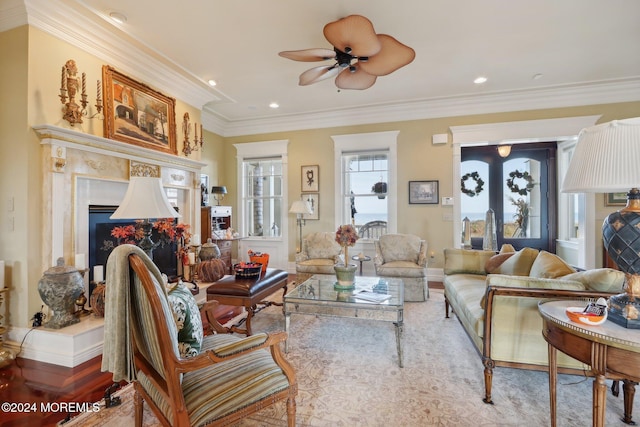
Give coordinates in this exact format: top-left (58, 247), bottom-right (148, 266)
top-left (443, 247), bottom-right (624, 404)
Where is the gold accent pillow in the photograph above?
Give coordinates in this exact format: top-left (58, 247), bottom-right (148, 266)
top-left (490, 247), bottom-right (539, 276)
top-left (529, 250), bottom-right (576, 279)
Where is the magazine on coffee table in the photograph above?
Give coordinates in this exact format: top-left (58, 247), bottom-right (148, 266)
top-left (354, 290), bottom-right (392, 303)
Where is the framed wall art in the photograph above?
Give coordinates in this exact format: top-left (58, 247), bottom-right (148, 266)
top-left (102, 65), bottom-right (177, 155)
top-left (301, 165), bottom-right (319, 192)
top-left (302, 193), bottom-right (319, 220)
top-left (409, 180), bottom-right (439, 205)
top-left (606, 192), bottom-right (627, 206)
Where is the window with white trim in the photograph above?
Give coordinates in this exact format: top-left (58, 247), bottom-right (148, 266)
top-left (241, 157), bottom-right (283, 237)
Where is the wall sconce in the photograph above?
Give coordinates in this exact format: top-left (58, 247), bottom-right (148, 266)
top-left (211, 186), bottom-right (227, 206)
top-left (59, 59), bottom-right (102, 126)
top-left (182, 112), bottom-right (204, 156)
top-left (497, 144), bottom-right (512, 158)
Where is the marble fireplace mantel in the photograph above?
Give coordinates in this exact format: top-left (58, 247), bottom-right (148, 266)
top-left (12, 124), bottom-right (207, 367)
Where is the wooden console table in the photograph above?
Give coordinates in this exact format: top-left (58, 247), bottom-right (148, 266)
top-left (539, 300), bottom-right (640, 427)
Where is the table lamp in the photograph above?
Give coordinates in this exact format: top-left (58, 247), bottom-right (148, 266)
top-left (562, 117), bottom-right (640, 328)
top-left (289, 200), bottom-right (312, 253)
top-left (211, 186), bottom-right (227, 206)
top-left (111, 176), bottom-right (181, 258)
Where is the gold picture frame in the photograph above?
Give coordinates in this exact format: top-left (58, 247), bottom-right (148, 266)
top-left (606, 192), bottom-right (627, 206)
top-left (102, 66), bottom-right (177, 155)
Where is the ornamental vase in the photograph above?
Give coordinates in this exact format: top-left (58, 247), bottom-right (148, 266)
top-left (334, 264), bottom-right (358, 290)
top-left (90, 282), bottom-right (106, 317)
top-left (37, 257), bottom-right (84, 329)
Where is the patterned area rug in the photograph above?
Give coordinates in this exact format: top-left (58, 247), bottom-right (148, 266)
top-left (64, 289), bottom-right (639, 426)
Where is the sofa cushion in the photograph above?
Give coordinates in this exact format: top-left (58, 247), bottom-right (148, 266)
top-left (489, 247), bottom-right (539, 276)
top-left (168, 282), bottom-right (204, 358)
top-left (376, 261), bottom-right (427, 278)
top-left (562, 268), bottom-right (625, 293)
top-left (379, 234), bottom-right (422, 263)
top-left (500, 244), bottom-right (516, 253)
top-left (444, 248), bottom-right (496, 275)
top-left (529, 251), bottom-right (576, 279)
top-left (480, 274), bottom-right (585, 309)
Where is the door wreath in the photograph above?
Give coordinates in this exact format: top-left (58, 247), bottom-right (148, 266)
top-left (506, 170), bottom-right (534, 196)
top-left (461, 172), bottom-right (484, 197)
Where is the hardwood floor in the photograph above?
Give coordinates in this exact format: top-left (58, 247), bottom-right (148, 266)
top-left (0, 354), bottom-right (118, 427)
top-left (0, 279), bottom-right (444, 426)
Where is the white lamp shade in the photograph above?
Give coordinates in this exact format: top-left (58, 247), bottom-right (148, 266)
top-left (111, 177), bottom-right (181, 219)
top-left (562, 117), bottom-right (640, 193)
top-left (289, 200), bottom-right (312, 215)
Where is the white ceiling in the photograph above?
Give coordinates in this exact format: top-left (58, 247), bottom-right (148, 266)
top-left (6, 0), bottom-right (640, 136)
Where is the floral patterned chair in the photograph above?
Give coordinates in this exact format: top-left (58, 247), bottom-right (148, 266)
top-left (374, 233), bottom-right (429, 302)
top-left (295, 232), bottom-right (342, 283)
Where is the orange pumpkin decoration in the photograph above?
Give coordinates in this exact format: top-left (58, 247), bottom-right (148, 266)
top-left (197, 258), bottom-right (226, 282)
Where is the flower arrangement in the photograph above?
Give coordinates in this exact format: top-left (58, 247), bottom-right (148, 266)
top-left (335, 224), bottom-right (359, 264)
top-left (108, 219), bottom-right (192, 264)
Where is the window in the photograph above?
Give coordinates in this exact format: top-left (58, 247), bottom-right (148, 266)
top-left (241, 157), bottom-right (283, 237)
top-left (332, 131), bottom-right (398, 236)
top-left (341, 151), bottom-right (389, 227)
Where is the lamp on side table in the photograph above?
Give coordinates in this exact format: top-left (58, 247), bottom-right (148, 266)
top-left (562, 117), bottom-right (640, 328)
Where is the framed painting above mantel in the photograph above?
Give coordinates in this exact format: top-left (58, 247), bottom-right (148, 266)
top-left (102, 65), bottom-right (177, 155)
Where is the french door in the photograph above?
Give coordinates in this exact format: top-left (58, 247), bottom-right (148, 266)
top-left (461, 143), bottom-right (557, 252)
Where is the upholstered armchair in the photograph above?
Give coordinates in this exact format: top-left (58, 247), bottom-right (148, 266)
top-left (295, 231), bottom-right (342, 283)
top-left (102, 244), bottom-right (297, 427)
top-left (374, 234), bottom-right (429, 302)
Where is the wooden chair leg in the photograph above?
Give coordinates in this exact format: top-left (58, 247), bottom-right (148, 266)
top-left (134, 387), bottom-right (143, 427)
top-left (622, 380), bottom-right (638, 425)
top-left (286, 395), bottom-right (297, 427)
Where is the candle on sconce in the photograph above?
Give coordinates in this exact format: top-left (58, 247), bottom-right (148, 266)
top-left (0, 260), bottom-right (5, 290)
top-left (94, 265), bottom-right (104, 283)
top-left (97, 80), bottom-right (102, 104)
top-left (61, 66), bottom-right (66, 90)
top-left (200, 123), bottom-right (203, 143)
top-left (194, 123), bottom-right (198, 142)
top-left (81, 72), bottom-right (86, 95)
top-left (74, 253), bottom-right (86, 270)
top-left (188, 252), bottom-right (196, 265)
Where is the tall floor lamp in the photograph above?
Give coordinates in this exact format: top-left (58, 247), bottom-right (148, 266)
top-left (289, 200), bottom-right (312, 253)
top-left (562, 117), bottom-right (640, 328)
top-left (111, 176), bottom-right (181, 259)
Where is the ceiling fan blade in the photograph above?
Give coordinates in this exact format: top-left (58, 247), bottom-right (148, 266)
top-left (335, 64), bottom-right (377, 90)
top-left (299, 65), bottom-right (342, 86)
top-left (357, 34), bottom-right (415, 76)
top-left (358, 34), bottom-right (416, 76)
top-left (323, 15), bottom-right (381, 57)
top-left (278, 48), bottom-right (337, 62)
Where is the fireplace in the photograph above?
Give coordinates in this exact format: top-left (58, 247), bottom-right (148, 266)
top-left (88, 205), bottom-right (179, 296)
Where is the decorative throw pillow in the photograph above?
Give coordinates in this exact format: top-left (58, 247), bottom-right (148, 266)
top-left (499, 244), bottom-right (516, 253)
top-left (529, 251), bottom-right (576, 279)
top-left (490, 247), bottom-right (539, 276)
top-left (485, 252), bottom-right (515, 273)
top-left (167, 282), bottom-right (203, 358)
top-left (562, 268), bottom-right (625, 293)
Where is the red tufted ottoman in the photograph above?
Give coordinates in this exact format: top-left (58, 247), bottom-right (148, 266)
top-left (206, 268), bottom-right (288, 335)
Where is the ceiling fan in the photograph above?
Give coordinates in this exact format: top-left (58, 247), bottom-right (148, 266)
top-left (279, 15), bottom-right (415, 90)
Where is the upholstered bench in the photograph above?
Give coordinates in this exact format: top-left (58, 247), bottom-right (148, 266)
top-left (206, 268), bottom-right (289, 336)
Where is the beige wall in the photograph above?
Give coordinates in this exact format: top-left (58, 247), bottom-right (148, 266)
top-left (222, 102), bottom-right (640, 268)
top-left (1, 22), bottom-right (639, 329)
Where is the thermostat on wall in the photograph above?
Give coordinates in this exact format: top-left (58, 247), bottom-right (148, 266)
top-left (442, 197), bottom-right (454, 205)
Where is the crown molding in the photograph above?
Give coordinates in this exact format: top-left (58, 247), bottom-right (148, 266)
top-left (208, 78), bottom-right (640, 137)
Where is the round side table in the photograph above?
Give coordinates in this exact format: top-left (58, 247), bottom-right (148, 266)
top-left (351, 255), bottom-right (372, 276)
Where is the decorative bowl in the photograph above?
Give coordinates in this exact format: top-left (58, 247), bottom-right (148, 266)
top-left (565, 306), bottom-right (607, 326)
top-left (233, 262), bottom-right (262, 279)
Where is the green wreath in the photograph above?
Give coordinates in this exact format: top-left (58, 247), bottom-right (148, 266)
top-left (506, 170), bottom-right (534, 196)
top-left (461, 172), bottom-right (484, 197)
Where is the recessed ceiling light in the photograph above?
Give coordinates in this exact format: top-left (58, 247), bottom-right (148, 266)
top-left (208, 79), bottom-right (217, 87)
top-left (269, 102), bottom-right (279, 109)
top-left (474, 76), bottom-right (488, 85)
top-left (109, 12), bottom-right (127, 24)
top-left (532, 73), bottom-right (544, 80)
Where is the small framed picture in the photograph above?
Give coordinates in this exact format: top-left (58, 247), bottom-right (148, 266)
top-left (200, 174), bottom-right (209, 206)
top-left (409, 180), bottom-right (439, 205)
top-left (302, 193), bottom-right (319, 220)
top-left (301, 165), bottom-right (319, 192)
top-left (606, 192), bottom-right (627, 206)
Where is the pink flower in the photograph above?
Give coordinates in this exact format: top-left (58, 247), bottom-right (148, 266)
top-left (335, 224), bottom-right (359, 248)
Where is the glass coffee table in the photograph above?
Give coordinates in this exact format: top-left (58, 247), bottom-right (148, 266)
top-left (284, 274), bottom-right (404, 367)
